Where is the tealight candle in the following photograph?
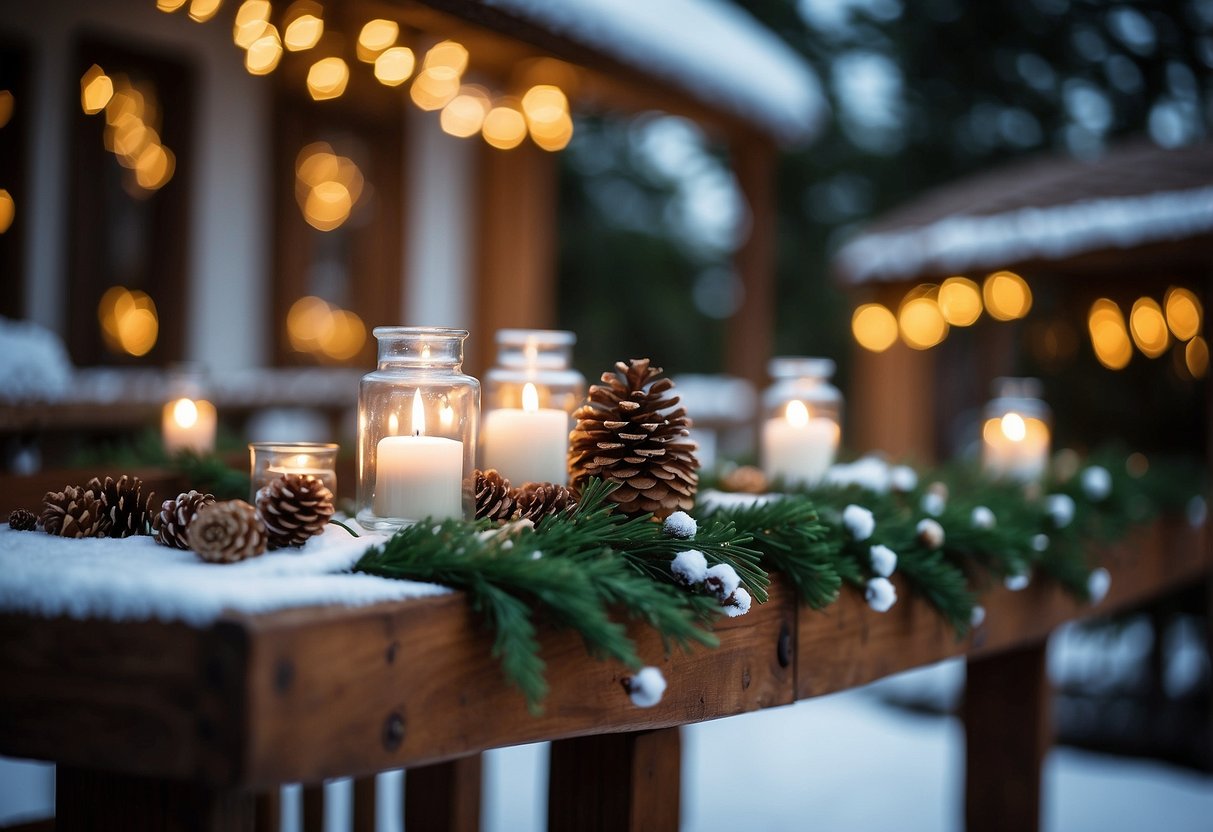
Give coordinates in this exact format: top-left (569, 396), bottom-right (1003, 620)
top-left (481, 382), bottom-right (569, 484)
top-left (980, 377), bottom-right (1052, 483)
top-left (249, 442), bottom-right (339, 501)
top-left (162, 397), bottom-right (217, 455)
top-left (373, 390), bottom-right (464, 520)
top-left (761, 399), bottom-right (840, 487)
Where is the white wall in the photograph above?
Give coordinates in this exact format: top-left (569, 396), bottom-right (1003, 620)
top-left (4, 0), bottom-right (270, 370)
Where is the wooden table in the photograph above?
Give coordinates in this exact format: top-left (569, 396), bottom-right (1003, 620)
top-left (0, 518), bottom-right (1206, 832)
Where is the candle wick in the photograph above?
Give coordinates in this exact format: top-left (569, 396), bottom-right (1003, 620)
top-left (413, 429), bottom-right (420, 437)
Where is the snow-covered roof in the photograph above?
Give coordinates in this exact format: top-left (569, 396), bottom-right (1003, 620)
top-left (834, 142), bottom-right (1213, 285)
top-left (481, 0), bottom-right (826, 145)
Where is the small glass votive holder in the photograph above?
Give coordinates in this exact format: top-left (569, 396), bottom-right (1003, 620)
top-left (249, 442), bottom-right (340, 502)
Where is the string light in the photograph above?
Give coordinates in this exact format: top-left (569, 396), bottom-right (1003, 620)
top-left (1164, 287), bottom-right (1202, 341)
top-left (307, 57), bottom-right (349, 100)
top-left (482, 103), bottom-right (527, 150)
top-left (245, 26), bottom-right (283, 75)
top-left (851, 303), bottom-right (898, 352)
top-left (188, 0), bottom-right (223, 23)
top-left (1088, 299), bottom-right (1132, 370)
top-left (357, 19), bottom-right (399, 62)
top-left (898, 290), bottom-right (948, 350)
top-left (232, 0), bottom-right (272, 48)
top-left (937, 276), bottom-right (982, 326)
top-left (374, 47), bottom-right (415, 87)
top-left (282, 0), bottom-right (324, 51)
top-left (80, 65), bottom-right (114, 114)
top-left (0, 90), bottom-right (13, 129)
top-left (1128, 297), bottom-right (1169, 358)
top-left (983, 270), bottom-right (1032, 321)
top-left (0, 190), bottom-right (14, 234)
top-left (440, 86), bottom-right (491, 138)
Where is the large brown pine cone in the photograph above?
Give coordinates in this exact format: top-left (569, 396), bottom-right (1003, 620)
top-left (474, 469), bottom-right (515, 522)
top-left (255, 474), bottom-right (334, 549)
top-left (568, 358), bottom-right (699, 519)
top-left (187, 500), bottom-right (267, 563)
top-left (86, 475), bottom-right (156, 537)
top-left (41, 485), bottom-right (110, 538)
top-left (513, 481), bottom-right (577, 522)
top-left (153, 490), bottom-right (218, 550)
top-left (8, 509), bottom-right (37, 531)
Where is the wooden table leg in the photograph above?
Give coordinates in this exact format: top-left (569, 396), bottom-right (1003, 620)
top-left (963, 642), bottom-right (1050, 832)
top-left (56, 766), bottom-right (255, 832)
top-left (404, 754), bottom-right (483, 832)
top-left (547, 728), bottom-right (681, 832)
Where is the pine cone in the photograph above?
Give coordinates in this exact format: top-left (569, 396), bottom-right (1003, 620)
top-left (187, 500), bottom-right (267, 563)
top-left (514, 481), bottom-right (576, 522)
top-left (8, 509), bottom-right (37, 531)
top-left (87, 476), bottom-right (156, 537)
top-left (153, 490), bottom-right (217, 550)
top-left (41, 485), bottom-right (110, 538)
top-left (255, 474), bottom-right (334, 549)
top-left (568, 358), bottom-right (699, 519)
top-left (720, 465), bottom-right (768, 494)
top-left (474, 469), bottom-right (516, 521)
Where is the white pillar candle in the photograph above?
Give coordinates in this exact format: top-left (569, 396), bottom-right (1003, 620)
top-left (374, 390), bottom-right (464, 520)
top-left (162, 398), bottom-right (217, 455)
top-left (481, 382), bottom-right (569, 484)
top-left (982, 413), bottom-right (1049, 482)
top-left (761, 400), bottom-right (839, 488)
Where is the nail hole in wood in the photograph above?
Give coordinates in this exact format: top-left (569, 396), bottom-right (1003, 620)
top-left (777, 622), bottom-right (792, 668)
top-left (383, 711), bottom-right (405, 751)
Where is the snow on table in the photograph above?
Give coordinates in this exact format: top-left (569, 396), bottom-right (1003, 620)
top-left (0, 525), bottom-right (447, 627)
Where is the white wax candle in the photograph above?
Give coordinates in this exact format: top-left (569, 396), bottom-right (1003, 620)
top-left (982, 414), bottom-right (1049, 482)
top-left (481, 383), bottom-right (569, 484)
top-left (162, 398), bottom-right (217, 455)
top-left (374, 435), bottom-right (464, 520)
top-left (761, 401), bottom-right (839, 487)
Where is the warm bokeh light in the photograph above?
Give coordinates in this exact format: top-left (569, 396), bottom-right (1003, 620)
top-left (282, 1), bottom-right (324, 51)
top-left (898, 295), bottom-right (948, 350)
top-left (0, 90), bottom-right (13, 129)
top-left (317, 308), bottom-right (367, 360)
top-left (307, 57), bottom-right (349, 100)
top-left (1088, 298), bottom-right (1132, 370)
top-left (423, 40), bottom-right (469, 75)
top-left (0, 190), bottom-right (14, 234)
top-left (482, 104), bottom-right (527, 149)
top-left (937, 276), bottom-right (982, 326)
top-left (786, 399), bottom-right (809, 428)
top-left (157, 0), bottom-right (188, 10)
top-left (374, 47), bottom-right (415, 86)
top-left (440, 86), bottom-right (491, 138)
top-left (232, 0), bottom-right (271, 48)
top-left (521, 85), bottom-right (567, 124)
top-left (1164, 287), bottom-right (1202, 341)
top-left (1128, 297), bottom-right (1169, 358)
top-left (410, 67), bottom-right (460, 110)
top-left (529, 111), bottom-right (574, 151)
top-left (357, 19), bottom-right (398, 62)
top-left (188, 0), bottom-right (224, 23)
top-left (286, 295), bottom-right (366, 360)
top-left (851, 303), bottom-right (898, 352)
top-left (983, 270), bottom-right (1032, 321)
top-left (98, 286), bottom-right (159, 356)
top-left (1186, 336), bottom-right (1209, 378)
top-left (80, 65), bottom-right (114, 114)
top-left (1000, 412), bottom-right (1027, 442)
top-left (294, 142), bottom-right (363, 230)
top-left (304, 181), bottom-right (352, 230)
top-left (134, 143), bottom-right (175, 190)
top-left (245, 26), bottom-right (283, 75)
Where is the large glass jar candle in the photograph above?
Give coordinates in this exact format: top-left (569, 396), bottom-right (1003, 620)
top-left (981, 377), bottom-right (1051, 483)
top-left (760, 357), bottom-right (842, 488)
top-left (249, 442), bottom-right (339, 503)
top-left (357, 328), bottom-right (479, 530)
top-left (481, 329), bottom-right (585, 485)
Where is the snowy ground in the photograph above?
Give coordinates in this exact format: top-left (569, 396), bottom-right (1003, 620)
top-left (3, 665), bottom-right (1212, 830)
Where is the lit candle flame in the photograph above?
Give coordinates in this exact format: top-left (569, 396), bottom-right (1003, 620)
top-left (786, 399), bottom-right (809, 428)
top-left (522, 382), bottom-right (539, 413)
top-left (173, 397), bottom-right (199, 429)
top-left (1000, 412), bottom-right (1026, 442)
top-left (412, 389), bottom-right (425, 436)
top-left (292, 454), bottom-right (309, 468)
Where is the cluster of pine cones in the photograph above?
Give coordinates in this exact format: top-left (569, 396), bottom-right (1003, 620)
top-left (473, 469), bottom-right (577, 523)
top-left (8, 473), bottom-right (334, 564)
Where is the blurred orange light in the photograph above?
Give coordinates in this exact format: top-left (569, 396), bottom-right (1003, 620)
top-left (1088, 298), bottom-right (1132, 370)
top-left (423, 40), bottom-right (469, 74)
top-left (937, 276), bottom-right (982, 326)
top-left (157, 0), bottom-right (188, 10)
top-left (851, 303), bottom-right (898, 352)
top-left (0, 190), bottom-right (14, 234)
top-left (440, 87), bottom-right (491, 138)
top-left (80, 65), bottom-right (114, 115)
top-left (1186, 336), bottom-right (1209, 378)
top-left (898, 295), bottom-right (948, 350)
top-left (1164, 287), bottom-right (1202, 341)
top-left (98, 287), bottom-right (159, 356)
top-left (0, 90), bottom-right (13, 129)
top-left (357, 19), bottom-right (398, 61)
top-left (318, 309), bottom-right (367, 360)
top-left (307, 57), bottom-right (349, 100)
top-left (1128, 297), bottom-right (1169, 358)
top-left (374, 47), bottom-right (415, 86)
top-left (482, 104), bottom-right (527, 150)
top-left (983, 270), bottom-right (1032, 321)
top-left (246, 27), bottom-right (283, 75)
top-left (303, 181), bottom-right (353, 230)
top-left (233, 0), bottom-right (272, 48)
top-left (410, 67), bottom-right (460, 111)
top-left (134, 143), bottom-right (175, 190)
top-left (188, 0), bottom-right (224, 23)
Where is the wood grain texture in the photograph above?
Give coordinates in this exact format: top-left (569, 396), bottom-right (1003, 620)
top-left (240, 578), bottom-right (796, 786)
top-left (548, 728), bottom-right (681, 832)
top-left (963, 642), bottom-right (1049, 832)
top-left (797, 519), bottom-right (1207, 699)
top-left (403, 755), bottom-right (483, 832)
top-left (56, 766), bottom-right (254, 832)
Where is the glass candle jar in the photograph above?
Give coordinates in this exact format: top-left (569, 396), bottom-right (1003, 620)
top-left (480, 329), bottom-right (585, 485)
top-left (249, 442), bottom-right (339, 502)
top-left (356, 327), bottom-right (480, 530)
top-left (760, 357), bottom-right (842, 488)
top-left (981, 377), bottom-right (1051, 483)
top-left (161, 364), bottom-right (217, 456)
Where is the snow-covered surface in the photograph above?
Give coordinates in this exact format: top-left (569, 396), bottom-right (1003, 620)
top-left (837, 184), bottom-right (1213, 285)
top-left (483, 0), bottom-right (826, 145)
top-left (0, 317), bottom-right (72, 402)
top-left (0, 526), bottom-right (447, 626)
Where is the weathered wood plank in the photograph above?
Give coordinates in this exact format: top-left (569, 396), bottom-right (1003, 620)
top-left (548, 727), bottom-right (681, 832)
top-left (56, 766), bottom-right (255, 832)
top-left (403, 755), bottom-right (483, 832)
top-left (240, 579), bottom-right (797, 786)
top-left (963, 642), bottom-right (1050, 832)
top-left (797, 519), bottom-right (1207, 698)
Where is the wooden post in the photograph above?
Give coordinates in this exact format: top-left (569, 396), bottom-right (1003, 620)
top-left (727, 134), bottom-right (777, 390)
top-left (403, 755), bottom-right (483, 832)
top-left (547, 727), bottom-right (681, 832)
top-left (56, 767), bottom-right (255, 832)
top-left (351, 776), bottom-right (377, 832)
top-left (962, 642), bottom-right (1050, 832)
